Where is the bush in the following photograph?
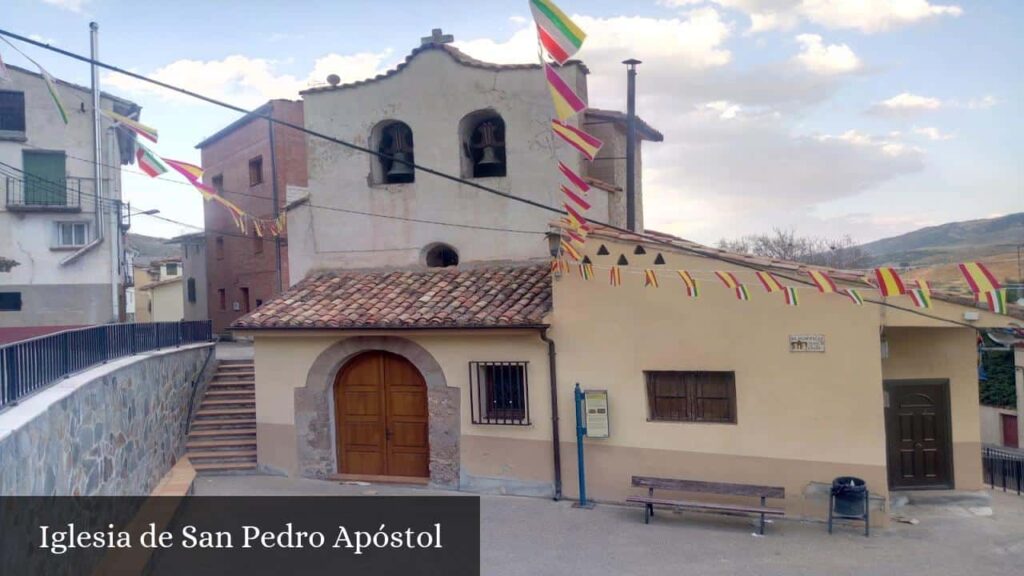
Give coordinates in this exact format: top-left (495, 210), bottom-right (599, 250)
top-left (980, 350), bottom-right (1016, 408)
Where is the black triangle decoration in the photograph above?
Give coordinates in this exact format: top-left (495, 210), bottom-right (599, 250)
top-left (634, 245), bottom-right (647, 255)
top-left (654, 253), bottom-right (666, 265)
top-left (582, 255), bottom-right (592, 264)
top-left (617, 254), bottom-right (629, 266)
top-left (596, 244), bottom-right (610, 255)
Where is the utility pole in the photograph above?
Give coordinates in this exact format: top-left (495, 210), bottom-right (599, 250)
top-left (268, 109), bottom-right (283, 292)
top-left (91, 21), bottom-right (118, 322)
top-left (623, 59), bottom-right (641, 232)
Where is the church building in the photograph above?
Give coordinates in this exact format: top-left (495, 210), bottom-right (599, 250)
top-left (232, 31), bottom-right (1019, 526)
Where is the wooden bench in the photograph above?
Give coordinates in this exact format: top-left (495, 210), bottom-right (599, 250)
top-left (626, 476), bottom-right (785, 535)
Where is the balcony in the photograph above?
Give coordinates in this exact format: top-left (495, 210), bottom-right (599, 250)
top-left (2, 175), bottom-right (92, 212)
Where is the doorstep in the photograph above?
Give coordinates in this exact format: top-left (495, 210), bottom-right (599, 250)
top-left (328, 473), bottom-right (430, 486)
top-left (890, 489), bottom-right (991, 508)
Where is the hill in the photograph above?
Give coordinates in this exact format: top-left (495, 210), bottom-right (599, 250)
top-left (861, 213), bottom-right (1023, 268)
top-left (126, 233), bottom-right (180, 268)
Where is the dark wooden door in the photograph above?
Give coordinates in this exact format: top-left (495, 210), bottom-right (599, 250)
top-left (1003, 414), bottom-right (1019, 449)
top-left (884, 380), bottom-right (953, 490)
top-left (334, 351), bottom-right (429, 478)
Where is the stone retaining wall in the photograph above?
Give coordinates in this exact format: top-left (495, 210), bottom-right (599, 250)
top-left (0, 343), bottom-right (215, 495)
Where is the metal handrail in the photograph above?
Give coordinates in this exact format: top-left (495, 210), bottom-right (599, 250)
top-left (0, 320), bottom-right (213, 410)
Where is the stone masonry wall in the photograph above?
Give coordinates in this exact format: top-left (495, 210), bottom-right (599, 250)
top-left (0, 344), bottom-right (215, 495)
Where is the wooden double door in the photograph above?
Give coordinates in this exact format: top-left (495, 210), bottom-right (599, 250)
top-left (334, 351), bottom-right (429, 478)
top-left (884, 380), bottom-right (954, 490)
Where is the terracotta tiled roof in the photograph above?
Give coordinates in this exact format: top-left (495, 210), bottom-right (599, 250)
top-left (232, 263), bottom-right (552, 330)
top-left (301, 43), bottom-right (588, 95)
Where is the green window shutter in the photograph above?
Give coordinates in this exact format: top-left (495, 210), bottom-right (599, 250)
top-left (22, 151), bottom-right (67, 205)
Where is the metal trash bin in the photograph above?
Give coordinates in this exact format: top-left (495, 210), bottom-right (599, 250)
top-left (828, 476), bottom-right (869, 537)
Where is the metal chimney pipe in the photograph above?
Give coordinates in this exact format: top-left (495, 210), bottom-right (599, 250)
top-left (623, 59), bottom-right (641, 232)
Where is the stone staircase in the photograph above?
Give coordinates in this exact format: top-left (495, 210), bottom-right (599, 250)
top-left (185, 359), bottom-right (257, 474)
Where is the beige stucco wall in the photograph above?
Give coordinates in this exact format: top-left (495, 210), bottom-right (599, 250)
top-left (148, 281), bottom-right (184, 322)
top-left (980, 405), bottom-right (1017, 446)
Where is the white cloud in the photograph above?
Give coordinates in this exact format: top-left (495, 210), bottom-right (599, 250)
top-left (966, 95), bottom-right (998, 109)
top-left (28, 34), bottom-right (58, 46)
top-left (40, 0), bottom-right (87, 12)
top-left (818, 129), bottom-right (922, 157)
top-left (665, 0), bottom-right (963, 34)
top-left (508, 15), bottom-right (528, 25)
top-left (794, 34), bottom-right (861, 75)
top-left (103, 51), bottom-right (393, 109)
top-left (871, 92), bottom-right (943, 114)
top-left (913, 126), bottom-right (954, 141)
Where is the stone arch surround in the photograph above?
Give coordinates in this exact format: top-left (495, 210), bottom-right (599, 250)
top-left (294, 336), bottom-right (459, 487)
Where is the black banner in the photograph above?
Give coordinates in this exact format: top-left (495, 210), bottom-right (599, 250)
top-left (0, 496), bottom-right (480, 576)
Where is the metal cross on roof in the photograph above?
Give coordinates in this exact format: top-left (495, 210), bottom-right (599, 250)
top-left (421, 28), bottom-right (454, 46)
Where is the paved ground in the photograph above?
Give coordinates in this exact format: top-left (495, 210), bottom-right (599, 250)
top-left (194, 475), bottom-right (1024, 575)
top-left (215, 340), bottom-right (254, 361)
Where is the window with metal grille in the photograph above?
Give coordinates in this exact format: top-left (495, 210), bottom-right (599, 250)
top-left (0, 91), bottom-right (26, 133)
top-left (645, 371), bottom-right (737, 424)
top-left (470, 361), bottom-right (529, 425)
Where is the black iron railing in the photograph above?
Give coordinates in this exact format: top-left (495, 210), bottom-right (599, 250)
top-left (0, 320), bottom-right (213, 410)
top-left (2, 175), bottom-right (98, 211)
top-left (983, 446), bottom-right (1024, 495)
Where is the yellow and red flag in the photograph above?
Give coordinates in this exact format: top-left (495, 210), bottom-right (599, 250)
top-left (643, 269), bottom-right (659, 288)
top-left (560, 240), bottom-right (582, 261)
top-left (807, 270), bottom-right (838, 293)
top-left (552, 120), bottom-right (603, 161)
top-left (561, 184), bottom-right (591, 211)
top-left (563, 202), bottom-right (591, 232)
top-left (104, 110), bottom-right (158, 143)
top-left (677, 271), bottom-right (699, 298)
top-left (958, 262), bottom-right (1001, 295)
top-left (558, 161), bottom-right (590, 193)
top-left (545, 63), bottom-right (586, 121)
top-left (756, 271), bottom-right (784, 293)
top-left (715, 271), bottom-right (740, 289)
top-left (609, 266), bottom-right (622, 287)
top-left (874, 267), bottom-right (906, 297)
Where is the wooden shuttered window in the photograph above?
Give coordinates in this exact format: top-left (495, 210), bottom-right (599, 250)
top-left (645, 371), bottom-right (737, 424)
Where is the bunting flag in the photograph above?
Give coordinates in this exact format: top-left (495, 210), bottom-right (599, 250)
top-left (579, 262), bottom-right (594, 280)
top-left (643, 269), bottom-right (659, 288)
top-left (874, 267), bottom-right (907, 297)
top-left (756, 271), bottom-right (784, 293)
top-left (784, 286), bottom-right (799, 307)
top-left (134, 140), bottom-right (168, 177)
top-left (807, 270), bottom-right (838, 293)
top-left (609, 266), bottom-right (622, 287)
top-left (908, 288), bottom-right (932, 309)
top-left (550, 259), bottom-right (561, 275)
top-left (715, 271), bottom-right (740, 289)
top-left (735, 285), bottom-right (751, 301)
top-left (530, 0), bottom-right (586, 64)
top-left (558, 161), bottom-right (590, 193)
top-left (677, 271), bottom-right (699, 298)
top-left (253, 219), bottom-right (264, 238)
top-left (985, 289), bottom-right (1008, 315)
top-left (566, 228), bottom-right (587, 246)
top-left (1, 38), bottom-right (68, 124)
top-left (103, 110), bottom-right (159, 143)
top-left (561, 184), bottom-right (591, 211)
top-left (843, 288), bottom-right (865, 306)
top-left (552, 120), bottom-right (603, 161)
top-left (563, 202), bottom-right (591, 232)
top-left (545, 63), bottom-right (586, 121)
top-left (561, 239), bottom-right (582, 261)
top-left (163, 158), bottom-right (216, 195)
top-left (0, 48), bottom-right (10, 83)
top-left (958, 262), bottom-right (1001, 295)
top-left (915, 279), bottom-right (932, 297)
top-left (550, 258), bottom-right (570, 275)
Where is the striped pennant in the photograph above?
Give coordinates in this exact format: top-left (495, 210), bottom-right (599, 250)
top-left (874, 267), bottom-right (907, 297)
top-left (563, 202), bottom-right (591, 232)
top-left (735, 285), bottom-right (751, 301)
top-left (103, 110), bottom-right (158, 143)
top-left (908, 288), bottom-right (932, 309)
top-left (677, 271), bottom-right (699, 298)
top-left (0, 47), bottom-right (10, 83)
top-left (552, 120), bottom-right (603, 161)
top-left (565, 227), bottom-right (587, 246)
top-left (134, 140), bottom-right (168, 177)
top-left (807, 270), bottom-right (838, 293)
top-left (550, 259), bottom-right (561, 275)
top-left (545, 63), bottom-right (586, 121)
top-left (915, 279), bottom-right (932, 297)
top-left (561, 184), bottom-right (591, 211)
top-left (579, 262), bottom-right (594, 280)
top-left (842, 288), bottom-right (865, 306)
top-left (530, 0), bottom-right (587, 64)
top-left (715, 271), bottom-right (740, 289)
top-left (756, 271), bottom-right (784, 293)
top-left (558, 161), bottom-right (590, 193)
top-left (958, 262), bottom-right (1001, 295)
top-left (985, 289), bottom-right (1008, 315)
top-left (784, 286), bottom-right (799, 307)
top-left (643, 269), bottom-right (659, 288)
top-left (609, 266), bottom-right (622, 287)
top-left (560, 240), bottom-right (582, 261)
top-left (163, 158), bottom-right (217, 196)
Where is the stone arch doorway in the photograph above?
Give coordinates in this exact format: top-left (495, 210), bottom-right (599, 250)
top-left (296, 336), bottom-right (459, 487)
top-left (334, 351), bottom-right (430, 478)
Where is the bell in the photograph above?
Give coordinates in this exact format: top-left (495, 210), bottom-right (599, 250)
top-left (387, 151), bottom-right (414, 179)
top-left (476, 146), bottom-right (501, 167)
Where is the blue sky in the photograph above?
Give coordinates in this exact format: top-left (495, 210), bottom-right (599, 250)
top-left (4, 0), bottom-right (1021, 245)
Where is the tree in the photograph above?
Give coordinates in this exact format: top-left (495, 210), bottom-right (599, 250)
top-left (980, 349), bottom-right (1016, 408)
top-left (717, 228), bottom-right (869, 269)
